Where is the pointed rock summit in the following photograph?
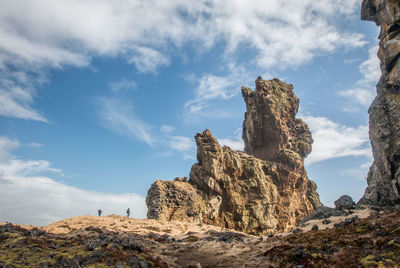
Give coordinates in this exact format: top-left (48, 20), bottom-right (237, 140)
top-left (359, 0), bottom-right (400, 207)
top-left (242, 77), bottom-right (313, 162)
top-left (146, 78), bottom-right (320, 235)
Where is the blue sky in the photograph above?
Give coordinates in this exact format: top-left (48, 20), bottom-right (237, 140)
top-left (0, 0), bottom-right (380, 225)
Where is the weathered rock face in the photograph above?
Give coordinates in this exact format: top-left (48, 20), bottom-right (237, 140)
top-left (359, 0), bottom-right (400, 206)
top-left (242, 77), bottom-right (313, 162)
top-left (242, 78), bottom-right (319, 209)
top-left (146, 78), bottom-right (320, 235)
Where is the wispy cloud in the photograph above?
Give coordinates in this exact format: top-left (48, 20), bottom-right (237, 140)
top-left (340, 161), bottom-right (372, 180)
top-left (338, 45), bottom-right (380, 110)
top-left (160, 125), bottom-right (175, 134)
top-left (96, 97), bottom-right (155, 146)
top-left (0, 136), bottom-right (146, 226)
top-left (0, 136), bottom-right (19, 161)
top-left (0, 76), bottom-right (48, 122)
top-left (109, 79), bottom-right (138, 93)
top-left (96, 98), bottom-right (195, 158)
top-left (0, 0), bottom-right (365, 121)
top-left (303, 116), bottom-right (371, 165)
top-left (218, 128), bottom-right (244, 151)
top-left (24, 142), bottom-right (44, 148)
top-left (168, 136), bottom-right (194, 152)
top-left (184, 64), bottom-right (252, 114)
top-left (128, 47), bottom-right (170, 73)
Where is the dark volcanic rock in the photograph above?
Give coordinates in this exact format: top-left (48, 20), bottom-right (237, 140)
top-left (334, 195), bottom-right (355, 210)
top-left (359, 0), bottom-right (400, 207)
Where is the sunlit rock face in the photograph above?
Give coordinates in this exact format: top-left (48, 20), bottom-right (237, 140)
top-left (146, 78), bottom-right (320, 235)
top-left (359, 0), bottom-right (400, 207)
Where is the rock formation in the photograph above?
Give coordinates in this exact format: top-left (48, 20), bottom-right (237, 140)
top-left (242, 78), bottom-right (313, 162)
top-left (359, 0), bottom-right (400, 207)
top-left (146, 78), bottom-right (320, 235)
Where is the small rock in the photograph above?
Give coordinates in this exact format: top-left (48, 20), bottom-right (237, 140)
top-left (333, 223), bottom-right (342, 228)
top-left (292, 246), bottom-right (308, 262)
top-left (311, 225), bottom-right (319, 231)
top-left (322, 219), bottom-right (331, 225)
top-left (174, 177), bottom-right (187, 182)
top-left (87, 240), bottom-right (104, 251)
top-left (375, 229), bottom-right (388, 237)
top-left (334, 195), bottom-right (355, 210)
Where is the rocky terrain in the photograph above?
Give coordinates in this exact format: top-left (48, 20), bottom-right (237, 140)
top-left (147, 78), bottom-right (320, 235)
top-left (359, 0), bottom-right (400, 207)
top-left (1, 209), bottom-right (400, 267)
top-left (3, 1), bottom-right (400, 267)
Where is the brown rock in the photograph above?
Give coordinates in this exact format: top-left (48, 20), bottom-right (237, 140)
top-left (146, 180), bottom-right (206, 222)
top-left (242, 77), bottom-right (319, 208)
top-left (146, 78), bottom-right (320, 235)
top-left (359, 0), bottom-right (400, 207)
top-left (242, 77), bottom-right (313, 162)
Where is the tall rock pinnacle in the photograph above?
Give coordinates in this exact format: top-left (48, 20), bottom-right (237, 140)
top-left (146, 78), bottom-right (320, 235)
top-left (360, 0), bottom-right (400, 206)
top-left (242, 77), bottom-right (313, 163)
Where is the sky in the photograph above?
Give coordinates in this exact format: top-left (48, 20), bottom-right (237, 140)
top-left (0, 0), bottom-right (381, 226)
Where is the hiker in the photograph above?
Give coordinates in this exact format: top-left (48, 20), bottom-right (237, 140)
top-left (98, 209), bottom-right (102, 217)
top-left (126, 208), bottom-right (130, 218)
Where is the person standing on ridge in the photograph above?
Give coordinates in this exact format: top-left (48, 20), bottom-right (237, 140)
top-left (126, 208), bottom-right (130, 218)
top-left (98, 209), bottom-right (102, 217)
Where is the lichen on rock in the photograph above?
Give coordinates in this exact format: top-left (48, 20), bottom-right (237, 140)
top-left (146, 77), bottom-right (320, 235)
top-left (359, 0), bottom-right (400, 207)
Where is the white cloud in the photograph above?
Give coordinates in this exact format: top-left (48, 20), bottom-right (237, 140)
top-left (0, 136), bottom-right (146, 226)
top-left (303, 116), bottom-right (371, 165)
top-left (0, 159), bottom-right (62, 177)
top-left (0, 136), bottom-right (19, 161)
top-left (218, 128), bottom-right (244, 151)
top-left (184, 64), bottom-right (253, 113)
top-left (338, 45), bottom-right (380, 109)
top-left (96, 98), bottom-right (194, 157)
top-left (0, 81), bottom-right (47, 122)
top-left (168, 136), bottom-right (194, 152)
top-left (96, 97), bottom-right (155, 146)
top-left (160, 125), bottom-right (175, 134)
top-left (340, 161), bottom-right (372, 180)
top-left (0, 0), bottom-right (365, 121)
top-left (109, 79), bottom-right (138, 93)
top-left (24, 142), bottom-right (44, 148)
top-left (0, 175), bottom-right (146, 226)
top-left (128, 47), bottom-right (170, 73)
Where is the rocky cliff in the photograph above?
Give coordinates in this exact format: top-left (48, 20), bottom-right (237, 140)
top-left (146, 78), bottom-right (320, 235)
top-left (359, 0), bottom-right (400, 206)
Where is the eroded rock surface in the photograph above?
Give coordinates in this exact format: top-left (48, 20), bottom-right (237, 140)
top-left (242, 77), bottom-right (313, 162)
top-left (146, 78), bottom-right (320, 235)
top-left (359, 0), bottom-right (400, 206)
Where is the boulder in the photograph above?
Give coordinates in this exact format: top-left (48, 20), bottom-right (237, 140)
top-left (334, 195), bottom-right (355, 210)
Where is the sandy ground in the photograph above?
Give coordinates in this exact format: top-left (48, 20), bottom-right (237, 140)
top-left (1, 208), bottom-right (373, 238)
top-left (42, 214), bottom-right (247, 237)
